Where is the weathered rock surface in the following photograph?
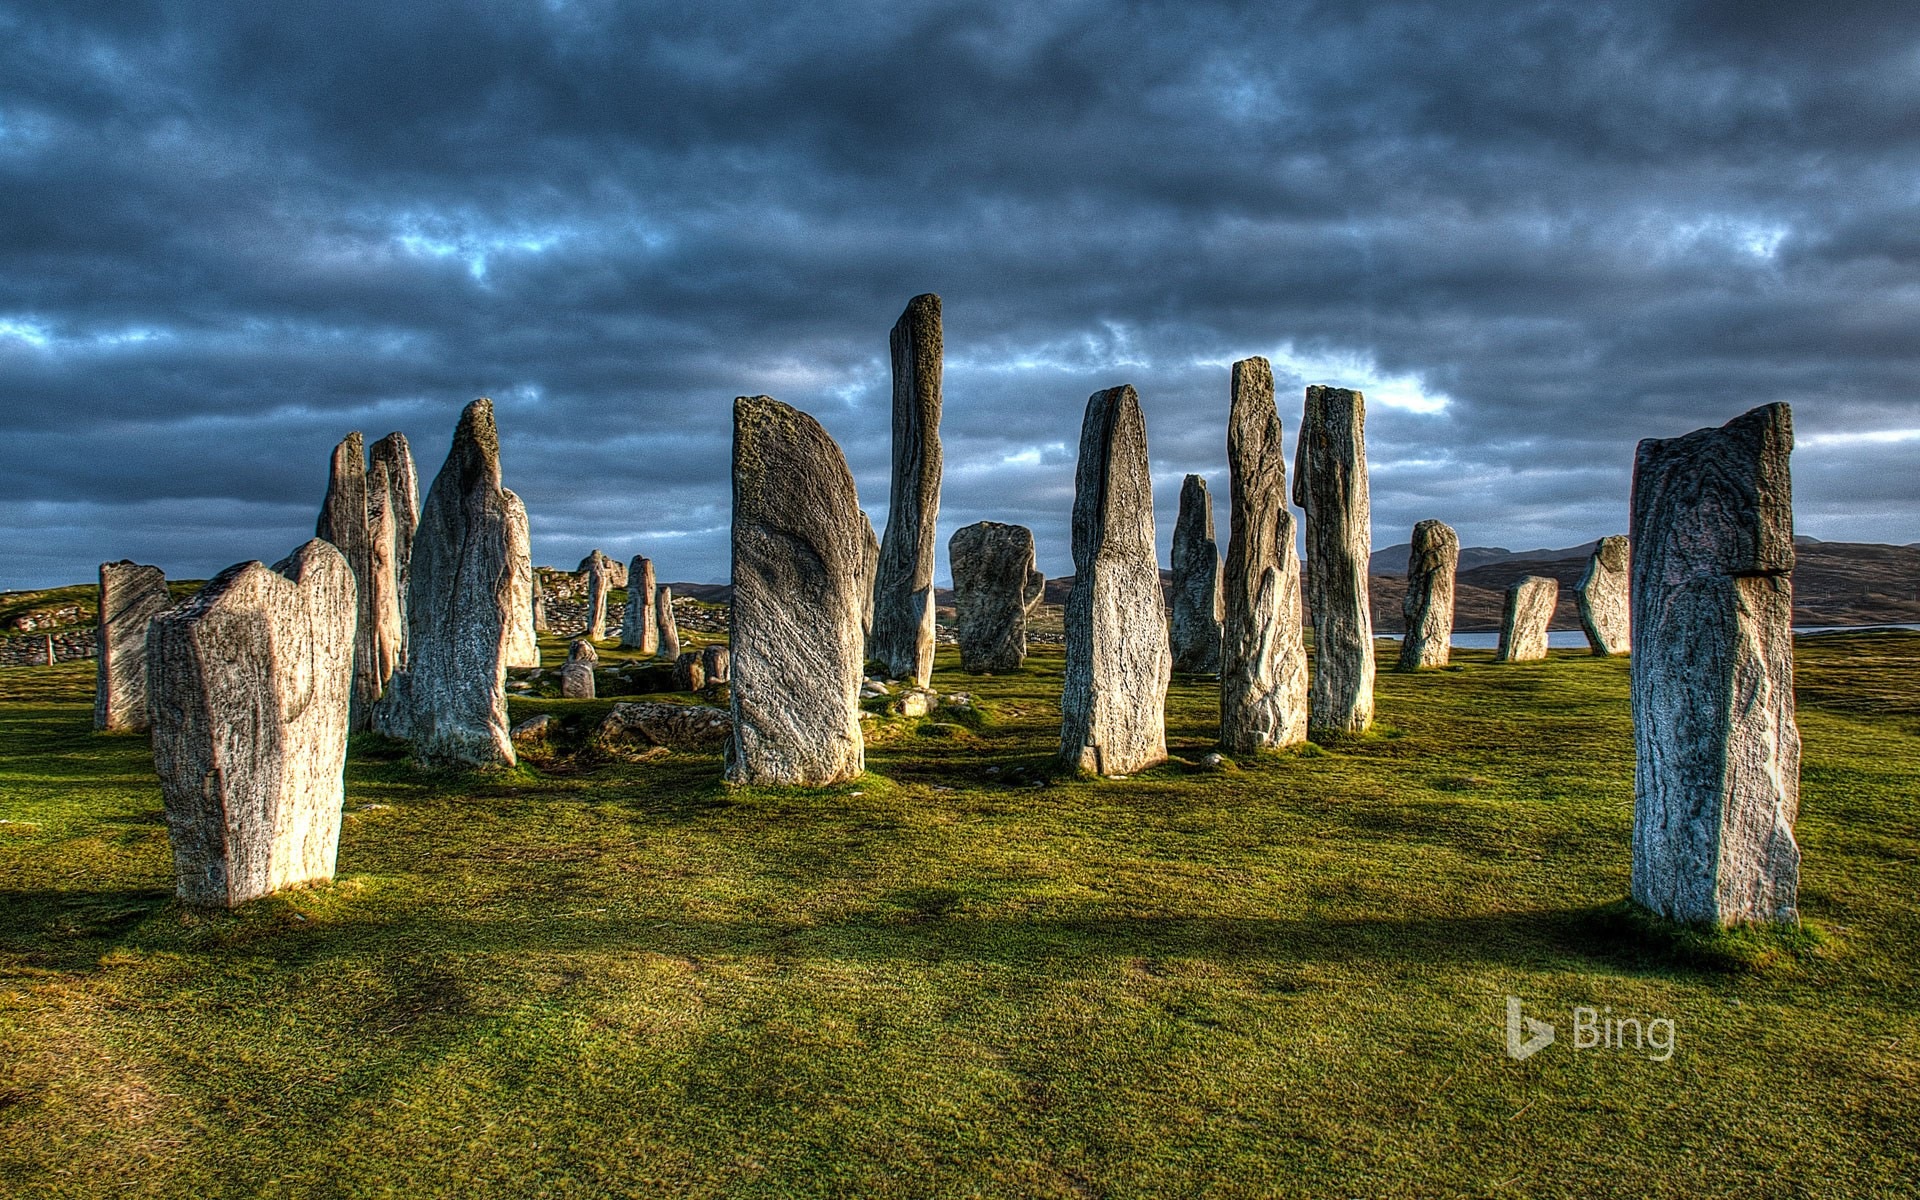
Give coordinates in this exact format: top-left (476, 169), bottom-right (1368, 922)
top-left (502, 489), bottom-right (540, 670)
top-left (374, 398), bottom-right (518, 767)
top-left (868, 293), bottom-right (943, 688)
top-left (1220, 358), bottom-right (1309, 753)
top-left (510, 713), bottom-right (553, 745)
top-left (364, 458), bottom-right (404, 691)
top-left (727, 395), bottom-right (866, 786)
top-left (1497, 575), bottom-right (1558, 662)
top-left (1397, 520), bottom-right (1459, 671)
top-left (577, 550), bottom-right (626, 589)
top-left (673, 650), bottom-right (706, 692)
top-left (702, 644), bottom-right (730, 685)
top-left (1060, 385), bottom-right (1170, 775)
top-left (656, 585), bottom-right (681, 661)
top-left (1170, 473), bottom-right (1224, 674)
top-left (561, 638), bottom-right (597, 698)
top-left (620, 557), bottom-right (658, 652)
top-left (94, 561), bottom-right (170, 731)
top-left (583, 549), bottom-right (615, 641)
top-left (598, 701), bottom-right (732, 750)
top-left (368, 432), bottom-right (418, 670)
top-left (532, 589), bottom-right (548, 632)
top-left (859, 512), bottom-right (880, 642)
top-left (317, 432), bottom-right (380, 730)
top-left (894, 687), bottom-right (938, 718)
top-left (1293, 385), bottom-right (1374, 735)
top-left (147, 540), bottom-right (355, 908)
top-left (1630, 403), bottom-right (1800, 927)
top-left (949, 521), bottom-right (1046, 673)
top-left (1576, 535), bottom-right (1631, 655)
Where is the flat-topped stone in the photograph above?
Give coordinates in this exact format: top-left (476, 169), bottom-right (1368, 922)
top-left (1293, 385), bottom-right (1374, 735)
top-left (94, 560), bottom-right (170, 732)
top-left (949, 521), bottom-right (1046, 673)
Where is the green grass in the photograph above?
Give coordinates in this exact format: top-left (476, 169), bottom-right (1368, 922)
top-left (2, 634), bottom-right (1917, 1197)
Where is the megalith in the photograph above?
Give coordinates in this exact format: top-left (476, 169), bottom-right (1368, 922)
top-left (1059, 385), bottom-right (1170, 775)
top-left (1220, 358), bottom-right (1308, 752)
top-left (949, 521), bottom-right (1046, 674)
top-left (674, 650), bottom-right (707, 692)
top-left (374, 398), bottom-right (518, 767)
top-left (561, 638), bottom-right (597, 699)
top-left (868, 293), bottom-right (944, 688)
top-left (1293, 385), bottom-right (1374, 735)
top-left (1497, 576), bottom-right (1557, 662)
top-left (656, 586), bottom-right (681, 661)
top-left (727, 394), bottom-right (866, 786)
top-left (94, 560), bottom-right (170, 731)
top-left (583, 549), bottom-right (615, 641)
top-left (1630, 403), bottom-right (1800, 927)
top-left (316, 432), bottom-right (380, 730)
top-left (1576, 535), bottom-right (1631, 656)
top-left (369, 432), bottom-right (419, 668)
top-left (1397, 520), bottom-right (1458, 671)
top-left (502, 489), bottom-right (540, 670)
top-left (1170, 474), bottom-right (1224, 675)
top-left (147, 539), bottom-right (355, 908)
top-left (620, 556), bottom-right (658, 653)
top-left (859, 512), bottom-right (880, 643)
top-left (365, 458), bottom-right (404, 690)
top-left (702, 643), bottom-right (731, 685)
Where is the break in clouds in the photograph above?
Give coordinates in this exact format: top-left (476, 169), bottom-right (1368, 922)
top-left (3, 0), bottom-right (1918, 588)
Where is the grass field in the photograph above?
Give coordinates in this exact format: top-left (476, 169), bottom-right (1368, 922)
top-left (2, 632), bottom-right (1917, 1197)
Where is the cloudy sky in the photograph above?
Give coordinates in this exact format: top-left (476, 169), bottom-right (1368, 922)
top-left (4, 0), bottom-right (1918, 590)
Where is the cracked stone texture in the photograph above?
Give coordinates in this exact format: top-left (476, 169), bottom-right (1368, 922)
top-left (1059, 385), bottom-right (1170, 775)
top-left (727, 394), bottom-right (866, 786)
top-left (1397, 519), bottom-right (1459, 671)
top-left (147, 539), bottom-right (355, 908)
top-left (1293, 385), bottom-right (1374, 735)
top-left (868, 293), bottom-right (943, 687)
top-left (674, 650), bottom-right (707, 692)
top-left (598, 701), bottom-right (733, 750)
top-left (621, 557), bottom-right (659, 653)
top-left (502, 489), bottom-right (539, 670)
top-left (702, 644), bottom-right (731, 684)
top-left (368, 432), bottom-right (419, 670)
top-left (373, 398), bottom-right (518, 768)
top-left (364, 457), bottom-right (404, 692)
top-left (94, 560), bottom-right (170, 731)
top-left (949, 521), bottom-right (1046, 673)
top-left (1630, 402), bottom-right (1800, 927)
top-left (656, 585), bottom-right (680, 661)
top-left (1576, 534), bottom-right (1632, 656)
top-left (1220, 358), bottom-right (1308, 753)
top-left (1170, 473), bottom-right (1224, 675)
top-left (1497, 575), bottom-right (1558, 662)
top-left (316, 432), bottom-right (380, 730)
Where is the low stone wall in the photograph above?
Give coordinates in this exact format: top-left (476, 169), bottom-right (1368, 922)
top-left (0, 629), bottom-right (98, 666)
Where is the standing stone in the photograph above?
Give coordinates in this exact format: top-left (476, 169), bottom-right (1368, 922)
top-left (620, 556), bottom-right (658, 653)
top-left (1497, 576), bottom-right (1558, 662)
top-left (1060, 385), bottom-right (1170, 775)
top-left (702, 644), bottom-right (731, 685)
top-left (1221, 358), bottom-right (1308, 752)
top-left (365, 458), bottom-right (404, 690)
top-left (374, 398), bottom-right (518, 768)
top-left (578, 549), bottom-right (627, 589)
top-left (147, 539), bottom-right (355, 908)
top-left (727, 395), bottom-right (866, 786)
top-left (674, 650), bottom-right (707, 692)
top-left (316, 432), bottom-right (380, 730)
top-left (1577, 535), bottom-right (1632, 656)
top-left (1293, 385), bottom-right (1374, 735)
top-left (368, 433), bottom-right (419, 669)
top-left (656, 586), bottom-right (681, 661)
top-left (584, 549), bottom-right (614, 641)
top-left (1397, 520), bottom-right (1459, 671)
top-left (532, 588), bottom-right (548, 633)
top-left (949, 521), bottom-right (1046, 673)
top-left (94, 560), bottom-right (170, 731)
top-left (502, 490), bottom-right (539, 669)
top-left (1170, 474), bottom-right (1224, 674)
top-left (1630, 403), bottom-right (1800, 927)
top-left (858, 512), bottom-right (880, 643)
top-left (868, 293), bottom-right (944, 688)
top-left (561, 638), bottom-right (597, 699)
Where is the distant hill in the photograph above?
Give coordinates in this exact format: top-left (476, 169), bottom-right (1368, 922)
top-left (1369, 541), bottom-right (1597, 576)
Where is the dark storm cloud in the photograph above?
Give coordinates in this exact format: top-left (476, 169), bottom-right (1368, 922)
top-left (3, 0), bottom-right (1918, 587)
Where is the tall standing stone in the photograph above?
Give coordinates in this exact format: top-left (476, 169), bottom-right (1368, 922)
top-left (532, 588), bottom-right (548, 633)
top-left (1294, 386), bottom-right (1375, 735)
top-left (949, 521), bottom-right (1046, 673)
top-left (502, 489), bottom-right (539, 670)
top-left (368, 432), bottom-right (419, 668)
top-left (1576, 535), bottom-right (1632, 656)
top-left (584, 549), bottom-right (615, 641)
top-left (365, 458), bottom-right (404, 690)
top-left (1170, 474), bottom-right (1224, 674)
top-left (1497, 576), bottom-right (1558, 662)
top-left (147, 539), bottom-right (355, 908)
top-left (374, 399), bottom-right (518, 768)
top-left (1630, 403), bottom-right (1799, 927)
top-left (1397, 520), bottom-right (1459, 671)
top-left (868, 294), bottom-right (944, 688)
top-left (656, 586), bottom-right (681, 661)
top-left (1221, 358), bottom-right (1308, 752)
top-left (94, 560), bottom-right (170, 731)
top-left (727, 395), bottom-right (865, 786)
top-left (620, 556), bottom-right (659, 653)
top-left (858, 512), bottom-right (880, 643)
top-left (1060, 385), bottom-right (1170, 775)
top-left (316, 432), bottom-right (380, 730)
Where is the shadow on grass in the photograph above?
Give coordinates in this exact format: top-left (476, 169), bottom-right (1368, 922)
top-left (0, 887), bottom-right (173, 974)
